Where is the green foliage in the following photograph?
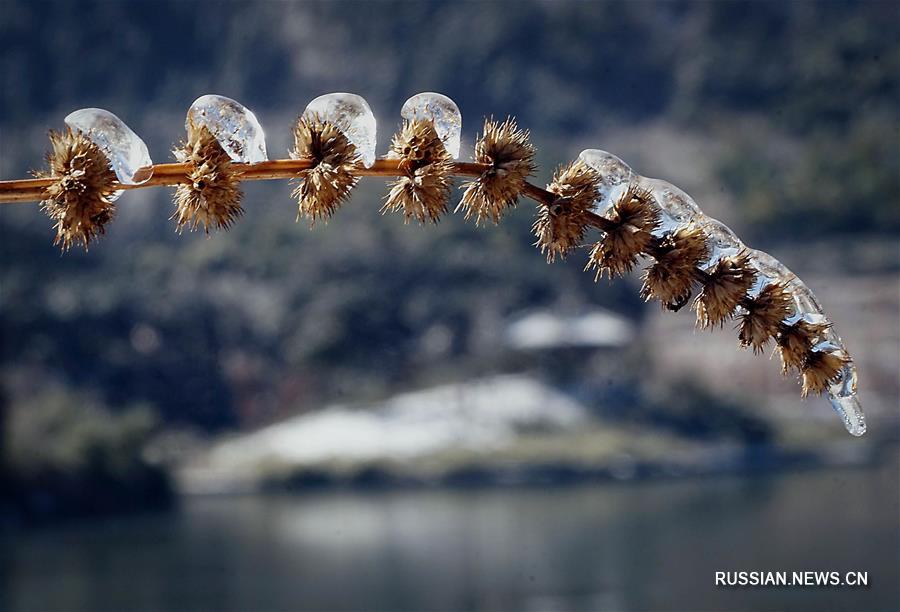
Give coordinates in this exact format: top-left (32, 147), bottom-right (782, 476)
top-left (5, 391), bottom-right (172, 519)
top-left (718, 114), bottom-right (900, 239)
top-left (9, 392), bottom-right (153, 475)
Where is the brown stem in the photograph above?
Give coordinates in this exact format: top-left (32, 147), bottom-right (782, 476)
top-left (0, 157), bottom-right (650, 257)
top-left (0, 159), bottom-right (503, 202)
top-left (521, 182), bottom-right (557, 206)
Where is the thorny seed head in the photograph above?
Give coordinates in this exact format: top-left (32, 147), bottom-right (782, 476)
top-left (693, 250), bottom-right (757, 329)
top-left (290, 115), bottom-right (361, 225)
top-left (533, 159), bottom-right (600, 262)
top-left (459, 117), bottom-right (536, 225)
top-left (777, 318), bottom-right (831, 375)
top-left (172, 121), bottom-right (244, 233)
top-left (801, 347), bottom-right (849, 397)
top-left (382, 119), bottom-right (454, 224)
top-left (586, 185), bottom-right (660, 280)
top-left (38, 128), bottom-right (118, 251)
top-left (640, 225), bottom-right (709, 310)
top-left (737, 282), bottom-right (793, 353)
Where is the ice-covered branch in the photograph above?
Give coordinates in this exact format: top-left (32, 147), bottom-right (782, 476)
top-left (0, 92), bottom-right (865, 436)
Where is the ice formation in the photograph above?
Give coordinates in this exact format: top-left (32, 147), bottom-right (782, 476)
top-left (303, 93), bottom-right (377, 168)
top-left (400, 92), bottom-right (462, 159)
top-left (580, 149), bottom-right (865, 436)
top-left (186, 95), bottom-right (267, 163)
top-left (64, 108), bottom-right (153, 186)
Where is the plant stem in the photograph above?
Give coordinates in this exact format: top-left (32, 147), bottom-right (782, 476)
top-left (0, 159), bottom-right (557, 204)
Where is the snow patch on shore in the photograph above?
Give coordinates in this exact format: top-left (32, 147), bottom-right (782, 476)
top-left (206, 375), bottom-right (588, 471)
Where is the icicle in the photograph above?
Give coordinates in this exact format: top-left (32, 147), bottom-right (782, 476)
top-left (828, 360), bottom-right (865, 437)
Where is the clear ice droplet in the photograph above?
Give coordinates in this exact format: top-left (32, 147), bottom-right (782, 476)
top-left (401, 92), bottom-right (462, 159)
top-left (579, 149), bottom-right (634, 215)
top-left (699, 217), bottom-right (744, 269)
top-left (304, 93), bottom-right (377, 168)
top-left (187, 94), bottom-right (267, 163)
top-left (65, 108), bottom-right (153, 185)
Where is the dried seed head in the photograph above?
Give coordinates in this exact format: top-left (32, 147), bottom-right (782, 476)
top-left (737, 282), bottom-right (793, 353)
top-left (640, 225), bottom-right (709, 310)
top-left (586, 185), bottom-right (660, 279)
top-left (459, 117), bottom-right (536, 224)
top-left (290, 115), bottom-right (361, 225)
top-left (777, 318), bottom-right (831, 375)
top-left (801, 347), bottom-right (849, 397)
top-left (382, 119), bottom-right (454, 224)
top-left (533, 160), bottom-right (600, 262)
top-left (38, 128), bottom-right (118, 251)
top-left (172, 121), bottom-right (243, 233)
top-left (693, 250), bottom-right (757, 328)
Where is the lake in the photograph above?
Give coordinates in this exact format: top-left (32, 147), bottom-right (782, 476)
top-left (3, 455), bottom-right (898, 611)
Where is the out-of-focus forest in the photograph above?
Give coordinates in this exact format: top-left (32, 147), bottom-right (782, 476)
top-left (0, 1), bottom-right (898, 520)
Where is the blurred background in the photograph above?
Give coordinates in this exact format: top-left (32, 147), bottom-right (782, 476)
top-left (1, 1), bottom-right (898, 610)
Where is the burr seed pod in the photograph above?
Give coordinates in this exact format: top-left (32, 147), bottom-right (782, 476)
top-left (382, 119), bottom-right (454, 224)
top-left (38, 128), bottom-right (119, 251)
top-left (586, 184), bottom-right (660, 280)
top-left (737, 282), bottom-right (794, 353)
top-left (776, 317), bottom-right (831, 374)
top-left (693, 250), bottom-right (757, 329)
top-left (801, 345), bottom-right (851, 397)
top-left (640, 225), bottom-right (709, 311)
top-left (290, 114), bottom-right (361, 225)
top-left (172, 121), bottom-right (244, 233)
top-left (533, 160), bottom-right (600, 262)
top-left (459, 117), bottom-right (536, 224)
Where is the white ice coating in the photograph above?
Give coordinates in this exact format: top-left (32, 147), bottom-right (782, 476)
top-left (579, 149), bottom-right (633, 215)
top-left (637, 177), bottom-right (703, 236)
top-left (186, 95), bottom-right (268, 163)
top-left (400, 92), bottom-right (462, 159)
top-left (579, 149), bottom-right (865, 436)
top-left (746, 251), bottom-right (865, 437)
top-left (747, 249), bottom-right (796, 299)
top-left (65, 108), bottom-right (153, 185)
top-left (304, 93), bottom-right (377, 168)
top-left (698, 217), bottom-right (744, 270)
top-left (578, 149), bottom-right (702, 233)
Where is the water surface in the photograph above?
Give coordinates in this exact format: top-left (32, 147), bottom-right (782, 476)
top-left (4, 458), bottom-right (898, 611)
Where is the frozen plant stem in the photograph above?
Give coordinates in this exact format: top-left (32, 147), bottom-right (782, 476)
top-left (0, 159), bottom-right (618, 238)
top-left (0, 159), bottom-right (561, 203)
top-left (0, 96), bottom-right (866, 437)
